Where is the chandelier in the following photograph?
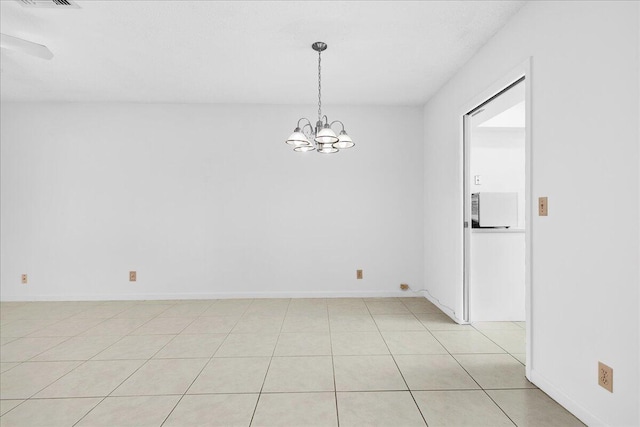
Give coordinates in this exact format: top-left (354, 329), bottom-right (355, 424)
top-left (285, 42), bottom-right (355, 154)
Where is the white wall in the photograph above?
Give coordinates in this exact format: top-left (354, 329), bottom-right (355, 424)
top-left (423, 1), bottom-right (639, 426)
top-left (0, 103), bottom-right (424, 300)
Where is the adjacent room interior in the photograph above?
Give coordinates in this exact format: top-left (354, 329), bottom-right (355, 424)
top-left (467, 79), bottom-right (526, 323)
top-left (1, 1), bottom-right (639, 426)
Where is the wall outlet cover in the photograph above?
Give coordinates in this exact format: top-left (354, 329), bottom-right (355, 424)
top-left (356, 269), bottom-right (363, 279)
top-left (129, 271), bottom-right (137, 282)
top-left (21, 274), bottom-right (28, 284)
top-left (598, 361), bottom-right (613, 392)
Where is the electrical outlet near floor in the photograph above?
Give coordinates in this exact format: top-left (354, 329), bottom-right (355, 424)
top-left (129, 271), bottom-right (137, 282)
top-left (21, 274), bottom-right (27, 284)
top-left (598, 361), bottom-right (613, 392)
top-left (400, 284), bottom-right (409, 291)
top-left (356, 269), bottom-right (363, 279)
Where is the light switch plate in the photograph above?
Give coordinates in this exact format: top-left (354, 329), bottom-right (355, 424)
top-left (356, 269), bottom-right (363, 280)
top-left (538, 197), bottom-right (548, 216)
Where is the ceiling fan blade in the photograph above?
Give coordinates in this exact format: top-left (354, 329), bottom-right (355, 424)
top-left (0, 33), bottom-right (53, 60)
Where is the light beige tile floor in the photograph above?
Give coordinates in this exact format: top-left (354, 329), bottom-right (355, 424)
top-left (0, 298), bottom-right (584, 426)
top-left (0, 397), bottom-right (101, 427)
top-left (188, 356), bottom-right (270, 394)
top-left (413, 390), bottom-right (514, 426)
top-left (333, 355), bottom-right (406, 391)
top-left (164, 394), bottom-right (258, 427)
top-left (252, 392), bottom-right (338, 427)
top-left (262, 356), bottom-right (334, 392)
top-left (76, 395), bottom-right (181, 427)
top-left (274, 332), bottom-right (332, 356)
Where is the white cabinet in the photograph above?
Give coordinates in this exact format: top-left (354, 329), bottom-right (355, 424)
top-left (470, 230), bottom-right (525, 321)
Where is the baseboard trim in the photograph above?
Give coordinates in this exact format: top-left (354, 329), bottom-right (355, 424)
top-left (0, 290), bottom-right (420, 302)
top-left (530, 368), bottom-right (607, 426)
top-left (420, 292), bottom-right (464, 324)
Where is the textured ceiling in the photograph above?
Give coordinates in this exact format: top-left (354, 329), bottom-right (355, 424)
top-left (0, 0), bottom-right (525, 105)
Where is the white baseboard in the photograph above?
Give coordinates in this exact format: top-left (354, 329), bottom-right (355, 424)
top-left (0, 290), bottom-right (422, 302)
top-left (530, 369), bottom-right (606, 426)
top-left (420, 291), bottom-right (463, 323)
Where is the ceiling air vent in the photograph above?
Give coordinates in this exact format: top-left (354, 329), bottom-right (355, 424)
top-left (15, 0), bottom-right (80, 8)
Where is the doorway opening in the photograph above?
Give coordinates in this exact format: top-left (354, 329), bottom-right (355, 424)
top-left (462, 72), bottom-right (531, 373)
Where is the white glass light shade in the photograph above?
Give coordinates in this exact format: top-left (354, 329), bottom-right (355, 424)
top-left (285, 128), bottom-right (311, 146)
top-left (333, 131), bottom-right (354, 149)
top-left (293, 145), bottom-right (316, 152)
top-left (317, 143), bottom-right (339, 154)
top-left (314, 126), bottom-right (339, 144)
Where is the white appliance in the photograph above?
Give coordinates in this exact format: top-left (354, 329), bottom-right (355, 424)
top-left (471, 192), bottom-right (518, 228)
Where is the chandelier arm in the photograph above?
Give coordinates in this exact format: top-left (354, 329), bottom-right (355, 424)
top-left (301, 122), bottom-right (314, 137)
top-left (329, 120), bottom-right (345, 132)
top-left (296, 117), bottom-right (313, 129)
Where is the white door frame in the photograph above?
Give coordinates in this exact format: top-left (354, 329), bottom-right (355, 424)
top-left (458, 58), bottom-right (533, 379)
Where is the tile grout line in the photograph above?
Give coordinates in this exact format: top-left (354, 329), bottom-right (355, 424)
top-left (11, 310), bottom-right (164, 368)
top-left (155, 299), bottom-right (225, 427)
top-left (12, 307), bottom-right (175, 400)
top-left (1, 308), bottom-right (127, 377)
top-left (471, 324), bottom-right (524, 363)
top-left (366, 300), bottom-right (429, 427)
top-left (404, 301), bottom-right (487, 425)
top-left (0, 304), bottom-right (143, 419)
top-left (0, 399), bottom-right (29, 419)
top-left (71, 300), bottom-right (194, 427)
top-left (247, 298), bottom-right (291, 427)
top-left (468, 323), bottom-right (531, 401)
top-left (0, 386), bottom-right (543, 402)
top-left (67, 301), bottom-right (217, 426)
top-left (327, 299), bottom-right (340, 427)
top-left (406, 301), bottom-right (519, 427)
top-left (157, 299), bottom-right (248, 427)
top-left (412, 303), bottom-right (517, 424)
top-left (480, 390), bottom-right (519, 427)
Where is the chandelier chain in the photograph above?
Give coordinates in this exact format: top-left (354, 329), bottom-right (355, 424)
top-left (318, 50), bottom-right (322, 123)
